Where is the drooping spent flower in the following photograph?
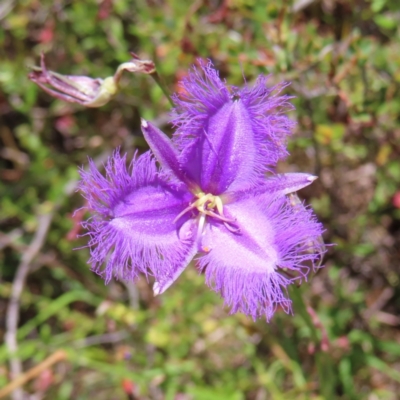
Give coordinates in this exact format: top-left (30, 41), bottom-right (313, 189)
top-left (29, 53), bottom-right (156, 107)
top-left (79, 61), bottom-right (325, 320)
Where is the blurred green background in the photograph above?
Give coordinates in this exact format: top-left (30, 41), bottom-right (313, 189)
top-left (1, 0), bottom-right (400, 399)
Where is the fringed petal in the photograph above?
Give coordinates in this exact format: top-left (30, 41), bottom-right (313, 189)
top-left (198, 194), bottom-right (325, 320)
top-left (238, 75), bottom-right (295, 167)
top-left (171, 60), bottom-right (230, 154)
top-left (79, 150), bottom-right (196, 283)
top-left (170, 61), bottom-right (295, 193)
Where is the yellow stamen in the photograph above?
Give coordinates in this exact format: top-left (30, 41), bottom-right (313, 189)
top-left (173, 192), bottom-right (239, 235)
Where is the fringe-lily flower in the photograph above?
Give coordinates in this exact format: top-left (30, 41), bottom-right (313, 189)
top-left (79, 62), bottom-right (325, 320)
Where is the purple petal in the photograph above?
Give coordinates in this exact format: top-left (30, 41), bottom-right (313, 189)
top-left (224, 173), bottom-right (318, 203)
top-left (238, 75), bottom-right (295, 166)
top-left (179, 100), bottom-right (263, 194)
top-left (171, 61), bottom-right (294, 193)
top-left (198, 194), bottom-right (324, 321)
top-left (79, 150), bottom-right (197, 284)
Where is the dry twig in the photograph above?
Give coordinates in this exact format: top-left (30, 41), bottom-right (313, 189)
top-left (3, 150), bottom-right (111, 399)
top-left (5, 211), bottom-right (54, 400)
top-left (0, 350), bottom-right (67, 399)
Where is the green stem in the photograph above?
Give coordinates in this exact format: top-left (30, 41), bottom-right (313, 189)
top-left (150, 71), bottom-right (175, 108)
top-left (290, 287), bottom-right (336, 400)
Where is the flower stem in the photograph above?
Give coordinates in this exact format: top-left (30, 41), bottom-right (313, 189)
top-left (150, 71), bottom-right (175, 107)
top-left (290, 287), bottom-right (336, 399)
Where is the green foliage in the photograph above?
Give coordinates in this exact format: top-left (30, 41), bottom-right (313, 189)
top-left (1, 0), bottom-right (400, 399)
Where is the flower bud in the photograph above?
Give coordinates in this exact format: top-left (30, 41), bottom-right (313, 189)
top-left (28, 54), bottom-right (117, 107)
top-left (28, 53), bottom-right (156, 107)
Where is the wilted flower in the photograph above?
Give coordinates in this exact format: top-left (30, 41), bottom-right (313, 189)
top-left (28, 53), bottom-right (156, 107)
top-left (115, 52), bottom-right (156, 76)
top-left (79, 62), bottom-right (325, 320)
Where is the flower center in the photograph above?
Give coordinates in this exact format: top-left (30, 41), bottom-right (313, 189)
top-left (192, 192), bottom-right (224, 218)
top-left (174, 192), bottom-right (239, 235)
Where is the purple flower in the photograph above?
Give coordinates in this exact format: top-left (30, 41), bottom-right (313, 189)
top-left (79, 62), bottom-right (325, 320)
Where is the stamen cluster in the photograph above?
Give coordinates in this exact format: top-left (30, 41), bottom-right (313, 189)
top-left (174, 192), bottom-right (238, 237)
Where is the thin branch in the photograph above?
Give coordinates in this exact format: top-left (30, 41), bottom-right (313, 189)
top-left (121, 281), bottom-right (140, 310)
top-left (72, 330), bottom-right (130, 349)
top-left (0, 350), bottom-right (67, 399)
top-left (5, 211), bottom-right (54, 400)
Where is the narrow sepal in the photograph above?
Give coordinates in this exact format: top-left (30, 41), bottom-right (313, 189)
top-left (141, 119), bottom-right (194, 188)
top-left (153, 238), bottom-right (198, 295)
top-left (224, 173), bottom-right (318, 203)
